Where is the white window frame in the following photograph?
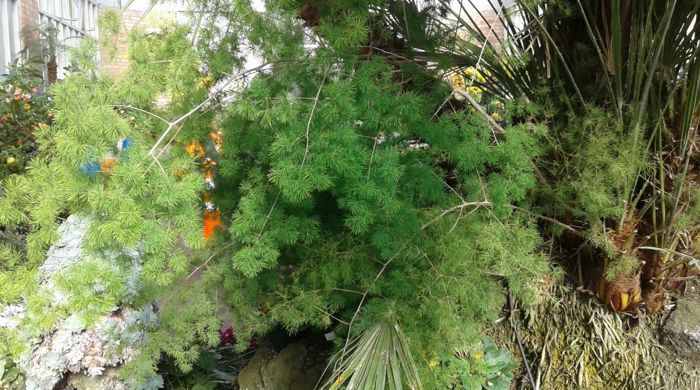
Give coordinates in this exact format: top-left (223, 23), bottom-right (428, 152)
top-left (38, 0), bottom-right (99, 80)
top-left (0, 0), bottom-right (21, 77)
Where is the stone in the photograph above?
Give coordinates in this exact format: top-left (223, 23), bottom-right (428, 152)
top-left (39, 216), bottom-right (90, 279)
top-left (238, 346), bottom-right (274, 390)
top-left (20, 307), bottom-right (156, 390)
top-left (262, 343), bottom-right (308, 389)
top-left (0, 215), bottom-right (159, 390)
top-left (662, 285), bottom-right (700, 361)
top-left (68, 367), bottom-right (129, 390)
top-left (237, 343), bottom-right (325, 390)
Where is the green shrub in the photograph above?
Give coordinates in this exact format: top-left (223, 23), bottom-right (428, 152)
top-left (0, 64), bottom-right (51, 179)
top-left (441, 336), bottom-right (517, 390)
top-left (0, 3), bottom-right (555, 388)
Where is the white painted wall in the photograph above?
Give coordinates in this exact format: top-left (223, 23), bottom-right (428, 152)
top-left (0, 0), bottom-right (20, 76)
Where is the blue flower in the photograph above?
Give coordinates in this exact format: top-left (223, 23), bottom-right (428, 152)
top-left (118, 137), bottom-right (133, 152)
top-left (80, 162), bottom-right (101, 177)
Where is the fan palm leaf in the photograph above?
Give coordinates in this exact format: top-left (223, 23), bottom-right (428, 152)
top-left (321, 322), bottom-right (422, 390)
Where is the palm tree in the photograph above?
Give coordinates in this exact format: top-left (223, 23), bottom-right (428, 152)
top-left (429, 0), bottom-right (700, 313)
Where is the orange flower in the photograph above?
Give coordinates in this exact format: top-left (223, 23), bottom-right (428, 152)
top-left (210, 130), bottom-right (223, 153)
top-left (185, 140), bottom-right (205, 158)
top-left (100, 157), bottom-right (117, 174)
top-left (203, 209), bottom-right (222, 240)
top-left (201, 158), bottom-right (217, 170)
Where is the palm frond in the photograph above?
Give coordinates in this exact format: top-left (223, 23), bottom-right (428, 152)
top-left (321, 322), bottom-right (422, 390)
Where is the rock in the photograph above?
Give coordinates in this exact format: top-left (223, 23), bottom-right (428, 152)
top-left (37, 216), bottom-right (142, 304)
top-left (662, 285), bottom-right (700, 360)
top-left (39, 216), bottom-right (90, 279)
top-left (0, 304), bottom-right (24, 329)
top-left (238, 343), bottom-right (325, 390)
top-left (263, 343), bottom-right (308, 389)
top-left (0, 215), bottom-right (159, 390)
top-left (238, 346), bottom-right (274, 389)
top-left (20, 307), bottom-right (157, 390)
top-left (68, 367), bottom-right (129, 390)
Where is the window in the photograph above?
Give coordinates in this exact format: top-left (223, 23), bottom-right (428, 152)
top-left (38, 0), bottom-right (98, 80)
top-left (0, 0), bottom-right (20, 76)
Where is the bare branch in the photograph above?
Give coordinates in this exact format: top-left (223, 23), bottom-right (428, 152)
top-left (300, 69), bottom-right (328, 170)
top-left (453, 88), bottom-right (505, 137)
top-left (510, 205), bottom-right (586, 238)
top-left (142, 63), bottom-right (271, 175)
top-left (257, 191), bottom-right (281, 237)
top-left (112, 105), bottom-right (169, 124)
top-left (421, 200), bottom-right (492, 230)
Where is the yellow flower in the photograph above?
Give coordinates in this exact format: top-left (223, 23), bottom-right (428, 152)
top-left (466, 86), bottom-right (486, 94)
top-left (6, 157), bottom-right (15, 165)
top-left (198, 75), bottom-right (215, 89)
top-left (473, 352), bottom-right (483, 361)
top-left (428, 358), bottom-right (439, 368)
top-left (23, 103), bottom-right (31, 110)
top-left (464, 67), bottom-right (487, 82)
top-left (490, 112), bottom-right (502, 122)
top-left (452, 74), bottom-right (465, 90)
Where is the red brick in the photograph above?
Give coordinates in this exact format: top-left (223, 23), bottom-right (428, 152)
top-left (98, 8), bottom-right (154, 79)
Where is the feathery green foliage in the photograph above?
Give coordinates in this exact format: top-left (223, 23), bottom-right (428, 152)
top-left (437, 0), bottom-right (700, 290)
top-left (0, 25), bottom-right (221, 388)
top-left (193, 1), bottom-right (551, 387)
top-left (0, 1), bottom-right (557, 387)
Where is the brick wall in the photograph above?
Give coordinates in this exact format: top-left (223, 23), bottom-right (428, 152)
top-left (98, 8), bottom-right (139, 78)
top-left (456, 9), bottom-right (506, 50)
top-left (99, 8), bottom-right (177, 79)
top-left (475, 9), bottom-right (506, 48)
